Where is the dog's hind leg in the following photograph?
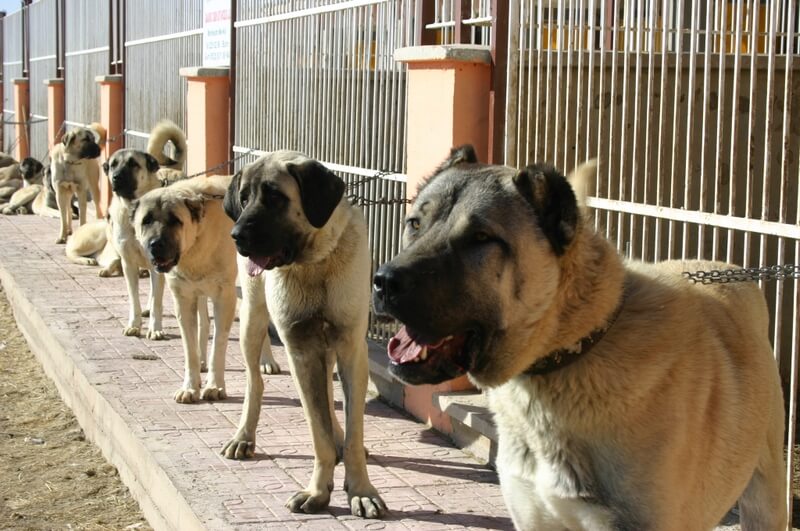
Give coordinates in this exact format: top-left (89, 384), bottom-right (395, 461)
top-left (55, 185), bottom-right (73, 244)
top-left (260, 313), bottom-right (281, 374)
top-left (76, 187), bottom-right (88, 226)
top-left (145, 270), bottom-right (166, 340)
top-left (737, 415), bottom-right (787, 531)
top-left (197, 297), bottom-right (209, 372)
top-left (284, 349), bottom-right (338, 515)
top-left (201, 291), bottom-right (235, 401)
top-left (222, 267), bottom-right (268, 460)
top-left (337, 338), bottom-right (386, 518)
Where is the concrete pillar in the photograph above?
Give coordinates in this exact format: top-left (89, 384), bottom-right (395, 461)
top-left (393, 45), bottom-right (492, 432)
top-left (179, 67), bottom-right (231, 177)
top-left (44, 78), bottom-right (65, 149)
top-left (95, 74), bottom-right (124, 216)
top-left (12, 78), bottom-right (30, 160)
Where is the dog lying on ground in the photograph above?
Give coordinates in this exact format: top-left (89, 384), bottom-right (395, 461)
top-left (372, 146), bottom-right (786, 531)
top-left (221, 152), bottom-right (386, 519)
top-left (65, 218), bottom-right (121, 277)
top-left (0, 152), bottom-right (17, 169)
top-left (0, 158), bottom-right (45, 213)
top-left (105, 119), bottom-right (187, 339)
top-left (50, 124), bottom-right (104, 243)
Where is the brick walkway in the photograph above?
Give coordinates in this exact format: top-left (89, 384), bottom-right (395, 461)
top-left (0, 213), bottom-right (512, 531)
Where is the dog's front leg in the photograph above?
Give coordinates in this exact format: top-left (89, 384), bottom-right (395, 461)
top-left (121, 259), bottom-right (143, 336)
top-left (54, 185), bottom-right (72, 244)
top-left (76, 186), bottom-right (88, 226)
top-left (173, 294), bottom-right (202, 403)
top-left (337, 339), bottom-right (386, 518)
top-left (201, 289), bottom-right (235, 401)
top-left (284, 350), bottom-right (337, 515)
top-left (145, 269), bottom-right (165, 340)
top-left (197, 297), bottom-right (209, 372)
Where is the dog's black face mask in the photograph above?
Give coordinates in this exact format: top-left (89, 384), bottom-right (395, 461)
top-left (104, 152), bottom-right (159, 201)
top-left (19, 157), bottom-right (44, 182)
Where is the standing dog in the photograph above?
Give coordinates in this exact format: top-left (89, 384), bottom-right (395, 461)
top-left (0, 158), bottom-right (45, 214)
top-left (221, 152), bottom-right (386, 519)
top-left (50, 124), bottom-right (104, 243)
top-left (105, 120), bottom-right (187, 339)
top-left (372, 146), bottom-right (786, 531)
top-left (130, 174), bottom-right (271, 403)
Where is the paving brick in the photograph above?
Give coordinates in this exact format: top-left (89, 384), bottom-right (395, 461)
top-left (0, 214), bottom-right (511, 530)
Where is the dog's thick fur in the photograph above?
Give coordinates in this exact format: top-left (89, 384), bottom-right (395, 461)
top-left (104, 120), bottom-right (187, 339)
top-left (65, 219), bottom-right (121, 276)
top-left (130, 174), bottom-right (264, 404)
top-left (372, 146), bottom-right (786, 531)
top-left (50, 124), bottom-right (104, 243)
top-left (221, 151), bottom-right (386, 519)
top-left (0, 158), bottom-right (45, 214)
top-left (0, 152), bottom-right (17, 169)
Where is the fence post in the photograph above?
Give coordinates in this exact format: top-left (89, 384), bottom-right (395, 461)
top-left (12, 78), bottom-right (30, 160)
top-left (179, 67), bottom-right (231, 177)
top-left (0, 11), bottom-right (5, 150)
top-left (44, 78), bottom-right (64, 148)
top-left (95, 74), bottom-right (123, 216)
top-left (393, 44), bottom-right (492, 433)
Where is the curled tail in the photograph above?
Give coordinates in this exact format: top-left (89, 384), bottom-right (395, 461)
top-left (147, 119), bottom-right (187, 169)
top-left (567, 159), bottom-right (598, 209)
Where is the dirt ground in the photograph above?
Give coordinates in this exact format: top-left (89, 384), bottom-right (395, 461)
top-left (0, 286), bottom-right (151, 531)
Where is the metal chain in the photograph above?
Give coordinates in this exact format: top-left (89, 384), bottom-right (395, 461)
top-left (1, 116), bottom-right (49, 126)
top-left (683, 264), bottom-right (800, 284)
top-left (346, 170), bottom-right (411, 207)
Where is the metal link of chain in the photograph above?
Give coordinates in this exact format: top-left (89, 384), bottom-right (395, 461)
top-left (346, 170), bottom-right (411, 207)
top-left (683, 264), bottom-right (800, 284)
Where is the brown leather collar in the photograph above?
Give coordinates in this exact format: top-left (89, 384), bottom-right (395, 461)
top-left (524, 295), bottom-right (625, 377)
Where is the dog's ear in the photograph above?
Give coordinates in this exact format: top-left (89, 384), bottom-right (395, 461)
top-left (102, 160), bottom-right (109, 175)
top-left (285, 160), bottom-right (345, 229)
top-left (185, 198), bottom-right (204, 223)
top-left (61, 131), bottom-right (75, 147)
top-left (513, 164), bottom-right (579, 256)
top-left (33, 158), bottom-right (43, 175)
top-left (223, 171), bottom-right (242, 221)
top-left (144, 154), bottom-right (160, 173)
top-left (435, 145), bottom-right (478, 174)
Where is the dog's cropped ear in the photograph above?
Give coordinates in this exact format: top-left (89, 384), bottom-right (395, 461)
top-left (286, 160), bottom-right (345, 229)
top-left (144, 154), bottom-right (160, 174)
top-left (513, 164), bottom-right (579, 256)
top-left (185, 197), bottom-right (204, 223)
top-left (61, 131), bottom-right (75, 147)
top-left (223, 171), bottom-right (242, 221)
top-left (435, 145), bottom-right (478, 174)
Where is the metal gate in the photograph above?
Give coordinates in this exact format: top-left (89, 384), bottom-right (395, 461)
top-left (28, 0), bottom-right (59, 160)
top-left (64, 0), bottom-right (108, 129)
top-left (2, 10), bottom-right (24, 153)
top-left (505, 0), bottom-right (800, 525)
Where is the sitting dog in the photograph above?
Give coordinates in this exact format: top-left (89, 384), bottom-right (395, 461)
top-left (221, 152), bottom-right (385, 518)
top-left (372, 146), bottom-right (786, 531)
top-left (105, 119), bottom-right (187, 339)
top-left (0, 158), bottom-right (46, 214)
top-left (65, 218), bottom-right (122, 277)
top-left (50, 124), bottom-right (104, 243)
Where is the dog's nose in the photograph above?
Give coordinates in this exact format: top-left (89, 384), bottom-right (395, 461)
top-left (149, 238), bottom-right (168, 255)
top-left (230, 223), bottom-right (244, 242)
top-left (373, 264), bottom-right (412, 302)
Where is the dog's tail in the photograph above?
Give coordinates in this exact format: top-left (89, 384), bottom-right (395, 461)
top-left (89, 122), bottom-right (107, 147)
top-left (148, 119), bottom-right (187, 169)
top-left (567, 159), bottom-right (598, 208)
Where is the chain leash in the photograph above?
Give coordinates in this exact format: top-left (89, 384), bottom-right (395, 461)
top-left (683, 264), bottom-right (800, 284)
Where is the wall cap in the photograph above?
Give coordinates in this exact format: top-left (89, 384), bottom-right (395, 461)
top-left (44, 78), bottom-right (64, 86)
top-left (95, 74), bottom-right (123, 83)
top-left (179, 66), bottom-right (230, 78)
top-left (12, 78), bottom-right (29, 84)
top-left (395, 45), bottom-right (492, 65)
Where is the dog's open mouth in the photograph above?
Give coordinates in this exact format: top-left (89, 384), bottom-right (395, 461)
top-left (246, 250), bottom-right (290, 276)
top-left (387, 326), bottom-right (474, 376)
top-left (153, 257), bottom-right (178, 273)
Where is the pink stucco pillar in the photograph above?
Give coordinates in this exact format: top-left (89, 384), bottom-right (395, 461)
top-left (179, 67), bottom-right (230, 177)
top-left (44, 78), bottom-right (65, 149)
top-left (95, 74), bottom-right (124, 217)
top-left (12, 78), bottom-right (30, 160)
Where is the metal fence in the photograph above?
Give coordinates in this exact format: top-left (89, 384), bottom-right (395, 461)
top-left (2, 10), bottom-right (23, 153)
top-left (505, 0), bottom-right (800, 525)
top-left (64, 0), bottom-right (108, 129)
top-left (28, 0), bottom-right (58, 159)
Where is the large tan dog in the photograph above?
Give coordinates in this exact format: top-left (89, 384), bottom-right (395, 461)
top-left (50, 124), bottom-right (105, 243)
top-left (372, 146), bottom-right (786, 531)
top-left (130, 174), bottom-right (274, 403)
top-left (105, 120), bottom-right (187, 339)
top-left (65, 219), bottom-right (121, 277)
top-left (221, 152), bottom-right (386, 519)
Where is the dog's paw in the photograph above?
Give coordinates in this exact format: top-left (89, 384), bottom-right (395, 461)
top-left (55, 237), bottom-right (67, 244)
top-left (123, 326), bottom-right (140, 337)
top-left (146, 329), bottom-right (166, 341)
top-left (200, 361), bottom-right (208, 372)
top-left (141, 309), bottom-right (150, 317)
top-left (347, 486), bottom-right (387, 519)
top-left (285, 490), bottom-right (331, 514)
top-left (15, 206), bottom-right (28, 215)
top-left (1, 206), bottom-right (13, 215)
top-left (138, 269), bottom-right (149, 278)
top-left (261, 359), bottom-right (281, 375)
top-left (200, 386), bottom-right (226, 401)
top-left (221, 438), bottom-right (255, 460)
top-left (173, 388), bottom-right (199, 404)
top-left (98, 267), bottom-right (118, 278)
top-left (76, 257), bottom-right (97, 266)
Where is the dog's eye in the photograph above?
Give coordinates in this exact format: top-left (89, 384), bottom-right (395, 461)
top-left (168, 214), bottom-right (182, 226)
top-left (406, 218), bottom-right (420, 231)
top-left (240, 195), bottom-right (248, 207)
top-left (142, 214), bottom-right (153, 226)
top-left (474, 231), bottom-right (490, 242)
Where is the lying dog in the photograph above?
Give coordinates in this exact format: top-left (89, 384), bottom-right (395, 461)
top-left (0, 158), bottom-right (46, 214)
top-left (0, 152), bottom-right (16, 169)
top-left (65, 218), bottom-right (121, 277)
top-left (372, 146), bottom-right (786, 531)
top-left (221, 152), bottom-right (386, 519)
top-left (50, 124), bottom-right (104, 243)
top-left (131, 175), bottom-right (234, 403)
top-left (105, 120), bottom-right (187, 339)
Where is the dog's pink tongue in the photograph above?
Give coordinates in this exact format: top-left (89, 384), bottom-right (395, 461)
top-left (388, 326), bottom-right (424, 364)
top-left (246, 256), bottom-right (269, 277)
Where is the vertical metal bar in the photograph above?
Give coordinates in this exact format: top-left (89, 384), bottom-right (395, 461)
top-left (759, 1), bottom-right (779, 276)
top-left (453, 0), bottom-right (470, 44)
top-left (0, 11), bottom-right (4, 150)
top-left (552, 0), bottom-right (564, 164)
top-left (627, 0), bottom-right (646, 258)
top-left (789, 260), bottom-right (800, 531)
top-left (489, 0), bottom-right (507, 164)
top-left (697, 1), bottom-right (713, 260)
top-left (228, 0), bottom-right (237, 170)
top-left (653, 0), bottom-right (669, 261)
top-left (533, 0), bottom-right (544, 162)
top-left (416, 0), bottom-right (436, 45)
top-left (561, 0), bottom-right (575, 171)
top-left (667, 0), bottom-right (686, 260)
top-left (584, 0), bottom-right (596, 165)
top-left (640, 0), bottom-right (658, 260)
top-left (723, 0), bottom-right (744, 263)
top-left (680, 0), bottom-right (700, 259)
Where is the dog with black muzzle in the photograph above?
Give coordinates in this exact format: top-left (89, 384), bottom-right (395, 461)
top-left (372, 146), bottom-right (786, 531)
top-left (104, 120), bottom-right (187, 340)
top-left (0, 158), bottom-right (45, 214)
top-left (50, 124), bottom-right (104, 243)
top-left (220, 151), bottom-right (386, 519)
